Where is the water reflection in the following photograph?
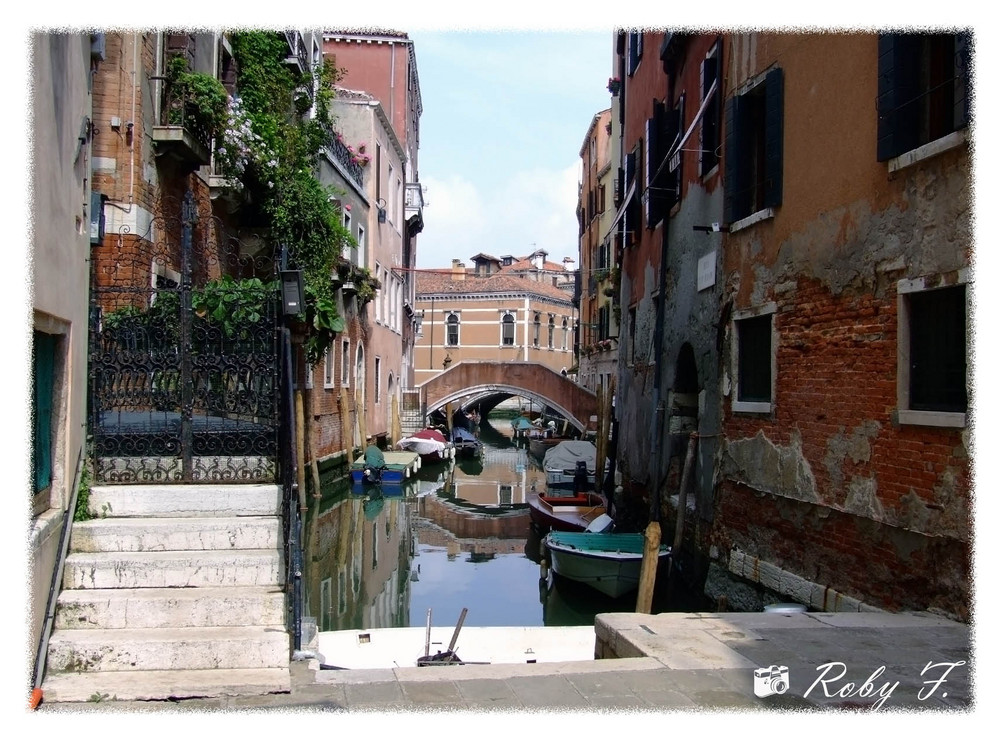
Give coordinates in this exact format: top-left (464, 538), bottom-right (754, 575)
top-left (301, 415), bottom-right (711, 635)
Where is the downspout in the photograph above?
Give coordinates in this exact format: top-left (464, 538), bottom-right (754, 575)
top-left (647, 188), bottom-right (670, 523)
top-left (523, 296), bottom-right (529, 361)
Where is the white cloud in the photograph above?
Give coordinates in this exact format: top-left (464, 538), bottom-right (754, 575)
top-left (417, 163), bottom-right (582, 269)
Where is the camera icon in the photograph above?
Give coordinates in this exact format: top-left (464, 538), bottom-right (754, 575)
top-left (754, 665), bottom-right (790, 698)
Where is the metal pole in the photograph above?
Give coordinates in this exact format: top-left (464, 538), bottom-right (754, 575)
top-left (179, 189), bottom-right (196, 482)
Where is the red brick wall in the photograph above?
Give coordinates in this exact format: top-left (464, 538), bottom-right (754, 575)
top-left (714, 275), bottom-right (971, 618)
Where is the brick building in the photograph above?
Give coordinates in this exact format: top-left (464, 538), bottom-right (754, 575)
top-left (413, 258), bottom-right (578, 392)
top-left (608, 30), bottom-right (972, 619)
top-left (577, 107), bottom-right (618, 393)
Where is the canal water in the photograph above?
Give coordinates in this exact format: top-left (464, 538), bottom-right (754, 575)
top-left (302, 414), bottom-right (711, 634)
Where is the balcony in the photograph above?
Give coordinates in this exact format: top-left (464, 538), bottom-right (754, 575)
top-left (324, 129), bottom-right (365, 189)
top-left (151, 89), bottom-right (212, 168)
top-left (284, 31), bottom-right (309, 76)
top-left (405, 182), bottom-right (425, 234)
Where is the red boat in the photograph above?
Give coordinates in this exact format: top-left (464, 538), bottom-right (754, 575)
top-left (528, 490), bottom-right (607, 533)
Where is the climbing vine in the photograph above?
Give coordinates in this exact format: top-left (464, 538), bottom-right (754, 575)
top-left (217, 31), bottom-right (357, 364)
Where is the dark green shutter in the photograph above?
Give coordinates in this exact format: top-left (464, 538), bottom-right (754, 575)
top-left (877, 34), bottom-right (920, 161)
top-left (955, 31), bottom-right (972, 131)
top-left (723, 94), bottom-right (740, 224)
top-left (764, 67), bottom-right (784, 209)
top-left (33, 332), bottom-right (56, 493)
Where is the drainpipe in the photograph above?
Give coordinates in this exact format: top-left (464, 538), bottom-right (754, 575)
top-left (523, 296), bottom-right (529, 361)
top-left (648, 201), bottom-right (670, 523)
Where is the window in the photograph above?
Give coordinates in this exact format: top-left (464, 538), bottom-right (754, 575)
top-left (877, 33), bottom-right (971, 162)
top-left (700, 42), bottom-right (721, 175)
top-left (341, 339), bottom-right (350, 386)
top-left (375, 144), bottom-right (382, 200)
top-left (396, 177), bottom-right (402, 224)
top-left (897, 277), bottom-right (968, 426)
top-left (374, 263), bottom-right (382, 323)
top-left (388, 164), bottom-right (394, 221)
top-left (724, 68), bottom-right (784, 225)
top-left (374, 357), bottom-right (381, 405)
top-left (627, 31), bottom-right (643, 76)
top-left (501, 312), bottom-right (515, 346)
top-left (548, 315), bottom-right (555, 349)
top-left (343, 209), bottom-right (352, 236)
top-left (446, 312), bottom-right (460, 346)
top-left (356, 225), bottom-right (365, 267)
top-left (533, 312), bottom-right (541, 347)
top-left (324, 342), bottom-right (335, 388)
top-left (562, 317), bottom-right (569, 350)
top-left (733, 305), bottom-right (776, 413)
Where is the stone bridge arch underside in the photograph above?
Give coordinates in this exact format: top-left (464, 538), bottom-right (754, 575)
top-left (419, 361), bottom-right (598, 432)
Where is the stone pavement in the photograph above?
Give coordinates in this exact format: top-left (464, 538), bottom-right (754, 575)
top-left (31, 610), bottom-right (976, 717)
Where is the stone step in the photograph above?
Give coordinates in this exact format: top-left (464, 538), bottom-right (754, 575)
top-left (45, 625), bottom-right (289, 673)
top-left (69, 516), bottom-right (281, 553)
top-left (63, 549), bottom-right (283, 589)
top-left (39, 666), bottom-right (291, 703)
top-left (55, 586), bottom-right (287, 630)
top-left (86, 484), bottom-right (283, 518)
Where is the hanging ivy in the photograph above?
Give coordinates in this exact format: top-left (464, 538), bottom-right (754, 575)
top-left (221, 31), bottom-right (356, 364)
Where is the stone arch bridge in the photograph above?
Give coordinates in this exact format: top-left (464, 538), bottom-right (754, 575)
top-left (416, 361), bottom-right (598, 432)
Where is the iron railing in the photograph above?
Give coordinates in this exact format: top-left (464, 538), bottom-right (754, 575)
top-left (324, 129), bottom-right (365, 189)
top-left (277, 327), bottom-right (302, 651)
top-left (284, 31), bottom-right (309, 75)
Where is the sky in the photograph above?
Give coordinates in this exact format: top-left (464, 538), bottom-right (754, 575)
top-left (408, 30), bottom-right (613, 269)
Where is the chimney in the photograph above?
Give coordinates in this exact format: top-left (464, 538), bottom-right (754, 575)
top-left (451, 259), bottom-right (466, 281)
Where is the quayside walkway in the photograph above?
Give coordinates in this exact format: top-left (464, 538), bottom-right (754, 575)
top-left (33, 611), bottom-right (973, 714)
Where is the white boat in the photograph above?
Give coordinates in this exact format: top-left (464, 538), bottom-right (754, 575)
top-left (396, 428), bottom-right (455, 462)
top-left (543, 440), bottom-right (601, 489)
top-left (315, 625), bottom-right (596, 670)
top-left (543, 530), bottom-right (671, 599)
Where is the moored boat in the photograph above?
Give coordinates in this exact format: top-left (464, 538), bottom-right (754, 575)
top-left (451, 426), bottom-right (482, 458)
top-left (543, 530), bottom-right (672, 599)
top-left (528, 489), bottom-right (607, 532)
top-left (543, 440), bottom-right (602, 489)
top-left (397, 428), bottom-right (455, 463)
top-left (350, 446), bottom-right (420, 485)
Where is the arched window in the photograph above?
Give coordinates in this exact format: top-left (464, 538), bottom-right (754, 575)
top-left (562, 317), bottom-right (569, 350)
top-left (533, 312), bottom-right (541, 347)
top-left (446, 312), bottom-right (460, 346)
top-left (547, 315), bottom-right (555, 348)
top-left (501, 313), bottom-right (515, 346)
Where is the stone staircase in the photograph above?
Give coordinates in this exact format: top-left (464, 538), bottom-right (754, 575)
top-left (40, 483), bottom-right (291, 703)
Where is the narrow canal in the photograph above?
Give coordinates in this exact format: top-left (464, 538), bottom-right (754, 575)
top-left (302, 413), bottom-right (712, 635)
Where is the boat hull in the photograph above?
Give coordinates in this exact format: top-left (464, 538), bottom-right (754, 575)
top-left (543, 532), bottom-right (671, 599)
top-left (528, 493), bottom-right (606, 532)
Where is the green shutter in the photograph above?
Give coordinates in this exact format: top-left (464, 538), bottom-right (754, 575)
top-left (723, 94), bottom-right (740, 224)
top-left (764, 67), bottom-right (784, 209)
top-left (32, 332), bottom-right (56, 494)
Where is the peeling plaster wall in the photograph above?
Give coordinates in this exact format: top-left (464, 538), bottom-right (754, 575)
top-left (711, 32), bottom-right (972, 619)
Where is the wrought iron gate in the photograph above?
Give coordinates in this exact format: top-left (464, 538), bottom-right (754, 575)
top-left (89, 191), bottom-right (280, 483)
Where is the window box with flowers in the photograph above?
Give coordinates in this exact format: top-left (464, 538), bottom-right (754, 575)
top-left (607, 77), bottom-right (621, 95)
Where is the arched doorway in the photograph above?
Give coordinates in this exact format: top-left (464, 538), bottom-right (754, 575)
top-left (670, 342), bottom-right (700, 434)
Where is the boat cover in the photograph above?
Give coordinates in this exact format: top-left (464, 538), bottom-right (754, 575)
top-left (452, 427), bottom-right (479, 444)
top-left (364, 445), bottom-right (386, 468)
top-left (412, 428), bottom-right (447, 443)
top-left (543, 440), bottom-right (597, 471)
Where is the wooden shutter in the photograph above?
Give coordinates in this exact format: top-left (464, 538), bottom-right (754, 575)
top-left (723, 94), bottom-right (740, 224)
top-left (877, 34), bottom-right (920, 161)
top-left (764, 67), bottom-right (784, 210)
top-left (955, 32), bottom-right (972, 131)
top-left (32, 332), bottom-right (56, 494)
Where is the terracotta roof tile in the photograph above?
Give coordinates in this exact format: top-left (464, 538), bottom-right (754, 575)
top-left (415, 270), bottom-right (573, 302)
